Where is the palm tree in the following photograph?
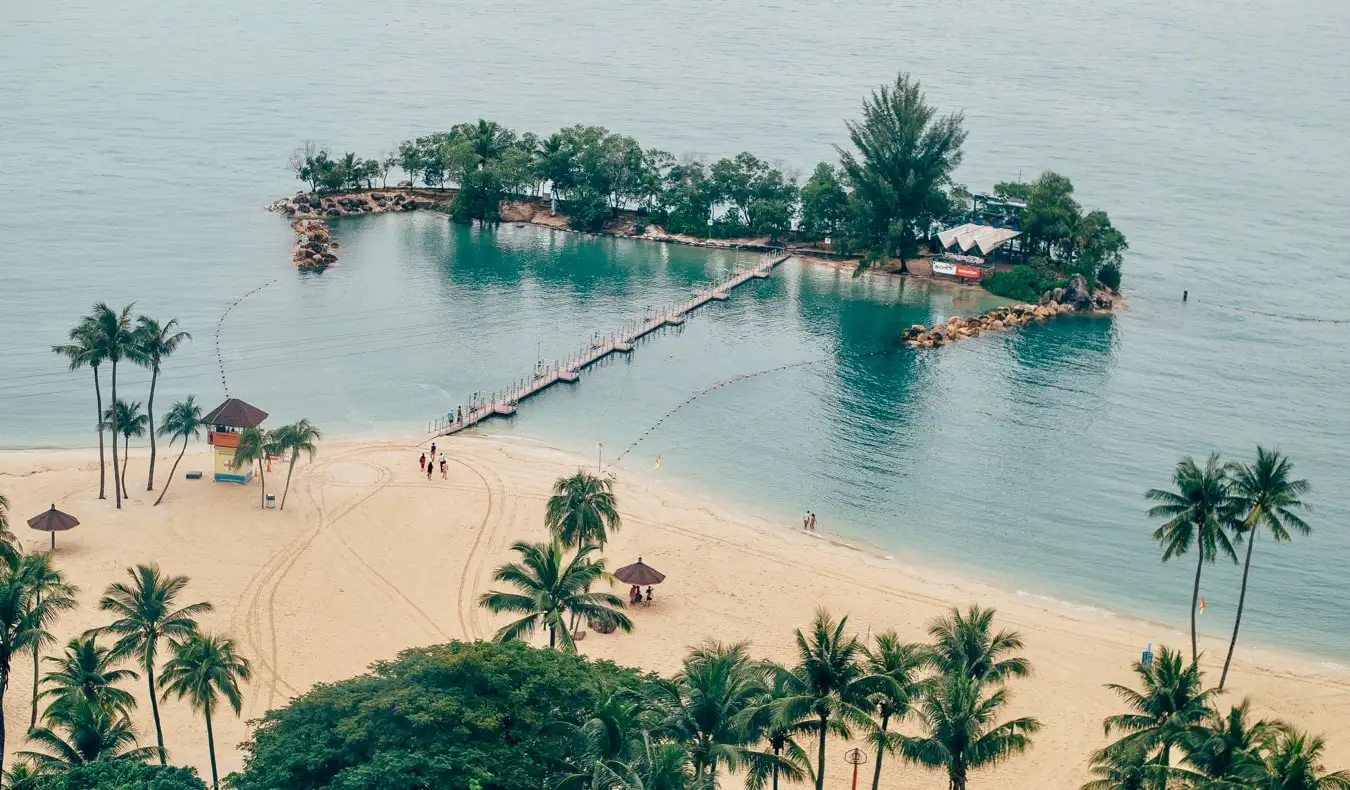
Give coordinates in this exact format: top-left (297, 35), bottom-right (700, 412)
top-left (0, 494), bottom-right (16, 562)
top-left (274, 419), bottom-right (321, 510)
top-left (39, 634), bottom-right (140, 722)
top-left (649, 641), bottom-right (763, 784)
top-left (1147, 453), bottom-right (1238, 664)
top-left (3, 761), bottom-right (49, 790)
top-left (772, 608), bottom-right (875, 790)
top-left (736, 671), bottom-right (814, 790)
top-left (478, 539), bottom-right (631, 651)
top-left (21, 553), bottom-right (79, 729)
top-left (1236, 729), bottom-right (1350, 789)
top-left (1081, 742), bottom-right (1180, 790)
top-left (103, 399), bottom-right (147, 499)
top-left (900, 671), bottom-right (1040, 790)
top-left (1183, 699), bottom-right (1282, 782)
top-left (927, 605), bottom-right (1029, 685)
top-left (546, 471), bottom-right (622, 550)
top-left (133, 316), bottom-right (191, 492)
top-left (159, 632), bottom-right (252, 790)
top-left (1103, 646), bottom-right (1216, 789)
top-left (0, 553), bottom-right (79, 776)
top-left (92, 303), bottom-right (138, 509)
top-left (863, 631), bottom-right (929, 790)
top-left (154, 397), bottom-right (204, 506)
top-left (1219, 448), bottom-right (1312, 690)
top-left (232, 427), bottom-right (273, 509)
top-left (19, 696), bottom-right (160, 767)
top-left (553, 681), bottom-right (645, 789)
top-left (52, 318), bottom-right (109, 499)
top-left (98, 564), bottom-right (213, 765)
top-left (598, 734), bottom-right (696, 790)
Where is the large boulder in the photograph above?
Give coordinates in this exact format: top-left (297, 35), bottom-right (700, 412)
top-left (1063, 274), bottom-right (1093, 311)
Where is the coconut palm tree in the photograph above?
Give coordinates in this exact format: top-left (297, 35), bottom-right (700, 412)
top-left (132, 316), bottom-right (191, 492)
top-left (736, 671), bottom-right (814, 790)
top-left (771, 608), bottom-right (876, 790)
top-left (1103, 646), bottom-right (1216, 789)
top-left (3, 761), bottom-right (49, 790)
top-left (863, 631), bottom-right (929, 790)
top-left (159, 632), bottom-right (251, 790)
top-left (927, 605), bottom-right (1028, 686)
top-left (0, 493), bottom-right (16, 561)
top-left (103, 399), bottom-right (147, 500)
top-left (19, 696), bottom-right (160, 767)
top-left (1219, 448), bottom-right (1312, 690)
top-left (0, 553), bottom-right (80, 776)
top-left (1235, 729), bottom-right (1350, 789)
top-left (154, 397), bottom-right (203, 506)
top-left (1147, 453), bottom-right (1239, 664)
top-left (21, 553), bottom-right (79, 729)
top-left (39, 634), bottom-right (139, 723)
top-left (648, 640), bottom-right (763, 785)
top-left (92, 303), bottom-right (138, 509)
top-left (553, 682), bottom-right (645, 790)
top-left (478, 539), bottom-right (631, 651)
top-left (598, 734), bottom-right (696, 790)
top-left (232, 427), bottom-right (273, 509)
top-left (52, 318), bottom-right (109, 500)
top-left (1183, 699), bottom-right (1283, 782)
top-left (98, 564), bottom-right (213, 765)
top-left (274, 419), bottom-right (321, 510)
top-left (546, 471), bottom-right (622, 550)
top-left (1081, 742), bottom-right (1181, 790)
top-left (899, 671), bottom-right (1040, 790)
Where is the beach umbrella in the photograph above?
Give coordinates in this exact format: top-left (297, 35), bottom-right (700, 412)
top-left (614, 557), bottom-right (666, 586)
top-left (27, 504), bottom-right (79, 550)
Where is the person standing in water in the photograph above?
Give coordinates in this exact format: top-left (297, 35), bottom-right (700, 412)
top-left (802, 511), bottom-right (810, 530)
top-left (809, 512), bottom-right (817, 531)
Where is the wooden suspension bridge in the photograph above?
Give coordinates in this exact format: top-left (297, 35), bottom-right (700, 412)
top-left (429, 252), bottom-right (791, 436)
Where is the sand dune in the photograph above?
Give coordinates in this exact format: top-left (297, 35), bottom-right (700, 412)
top-left (1, 435), bottom-right (1346, 787)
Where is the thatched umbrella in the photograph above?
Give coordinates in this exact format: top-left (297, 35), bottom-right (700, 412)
top-left (614, 557), bottom-right (666, 586)
top-left (27, 504), bottom-right (79, 550)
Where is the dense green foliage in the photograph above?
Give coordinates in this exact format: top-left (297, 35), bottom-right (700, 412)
top-left (995, 171), bottom-right (1129, 289)
top-left (27, 761), bottom-right (207, 790)
top-left (981, 266), bottom-right (1067, 302)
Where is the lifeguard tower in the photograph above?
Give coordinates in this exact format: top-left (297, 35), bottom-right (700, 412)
top-left (202, 398), bottom-right (269, 483)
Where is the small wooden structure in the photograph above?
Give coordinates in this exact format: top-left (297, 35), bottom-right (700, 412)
top-left (27, 504), bottom-right (79, 550)
top-left (202, 398), bottom-right (268, 483)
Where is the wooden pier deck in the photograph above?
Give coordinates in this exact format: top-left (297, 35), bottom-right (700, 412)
top-left (430, 253), bottom-right (790, 436)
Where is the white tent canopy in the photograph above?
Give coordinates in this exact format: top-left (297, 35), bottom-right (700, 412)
top-left (937, 223), bottom-right (1021, 255)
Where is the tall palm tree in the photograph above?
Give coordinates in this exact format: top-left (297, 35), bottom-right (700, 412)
top-left (649, 641), bottom-right (763, 784)
top-left (478, 539), bottom-right (631, 651)
top-left (1183, 699), bottom-right (1282, 782)
top-left (39, 634), bottom-right (140, 722)
top-left (232, 427), bottom-right (273, 509)
top-left (19, 696), bottom-right (160, 767)
top-left (1103, 646), bottom-right (1216, 789)
top-left (546, 471), bottom-right (622, 550)
top-left (927, 605), bottom-right (1029, 685)
top-left (772, 608), bottom-right (876, 790)
top-left (1081, 742), bottom-right (1181, 790)
top-left (1235, 729), bottom-right (1350, 790)
top-left (1219, 448), bottom-right (1312, 690)
top-left (863, 631), bottom-right (929, 790)
top-left (92, 303), bottom-right (138, 509)
top-left (103, 399), bottom-right (147, 499)
top-left (21, 553), bottom-right (79, 729)
top-left (133, 316), bottom-right (191, 492)
top-left (159, 632), bottom-right (252, 790)
top-left (52, 318), bottom-right (109, 499)
top-left (900, 671), bottom-right (1040, 790)
top-left (1146, 453), bottom-right (1238, 664)
top-left (154, 397), bottom-right (203, 506)
top-left (274, 419), bottom-right (321, 510)
top-left (98, 564), bottom-right (213, 765)
top-left (0, 553), bottom-right (79, 776)
top-left (736, 671), bottom-right (814, 790)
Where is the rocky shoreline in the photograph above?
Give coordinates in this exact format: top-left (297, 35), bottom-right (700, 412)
top-left (901, 274), bottom-right (1118, 348)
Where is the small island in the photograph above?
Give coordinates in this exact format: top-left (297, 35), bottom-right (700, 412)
top-left (273, 72), bottom-right (1128, 336)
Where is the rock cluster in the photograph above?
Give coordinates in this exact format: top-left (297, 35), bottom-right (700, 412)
top-left (902, 274), bottom-right (1117, 348)
top-left (276, 191), bottom-right (443, 269)
top-left (291, 218), bottom-right (338, 270)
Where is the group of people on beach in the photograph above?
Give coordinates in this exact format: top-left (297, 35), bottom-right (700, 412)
top-left (629, 585), bottom-right (653, 605)
top-left (419, 445), bottom-right (447, 480)
top-left (802, 511), bottom-right (817, 531)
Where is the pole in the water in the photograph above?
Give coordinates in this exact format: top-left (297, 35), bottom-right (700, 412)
top-left (1183, 290), bottom-right (1188, 302)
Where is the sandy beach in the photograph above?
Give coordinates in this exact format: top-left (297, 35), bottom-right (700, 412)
top-left (1, 435), bottom-right (1346, 787)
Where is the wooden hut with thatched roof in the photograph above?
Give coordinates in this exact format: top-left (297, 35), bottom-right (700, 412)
top-left (203, 397), bottom-right (268, 483)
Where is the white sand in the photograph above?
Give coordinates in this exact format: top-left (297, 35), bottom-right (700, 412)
top-left (1, 436), bottom-right (1346, 787)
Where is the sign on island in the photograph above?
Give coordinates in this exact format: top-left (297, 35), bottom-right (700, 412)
top-left (933, 260), bottom-right (983, 280)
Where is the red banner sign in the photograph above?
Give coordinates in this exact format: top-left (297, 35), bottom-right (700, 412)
top-left (954, 264), bottom-right (983, 279)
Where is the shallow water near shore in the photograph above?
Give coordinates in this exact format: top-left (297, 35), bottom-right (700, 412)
top-left (2, 0), bottom-right (1349, 660)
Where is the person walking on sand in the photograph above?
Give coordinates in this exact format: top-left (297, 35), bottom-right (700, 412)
top-left (803, 511), bottom-right (810, 530)
top-left (419, 453), bottom-right (426, 472)
top-left (439, 454), bottom-right (447, 479)
top-left (457, 406), bottom-right (463, 424)
top-left (426, 458), bottom-right (434, 480)
top-left (430, 441), bottom-right (437, 457)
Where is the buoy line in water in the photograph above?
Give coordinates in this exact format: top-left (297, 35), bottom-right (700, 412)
top-left (1198, 299), bottom-right (1349, 325)
top-left (612, 347), bottom-right (904, 465)
top-left (215, 280), bottom-right (276, 396)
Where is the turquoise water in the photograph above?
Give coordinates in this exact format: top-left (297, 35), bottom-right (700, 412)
top-left (2, 0), bottom-right (1349, 659)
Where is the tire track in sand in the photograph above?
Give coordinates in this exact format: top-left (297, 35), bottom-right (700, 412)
top-left (447, 452), bottom-right (508, 642)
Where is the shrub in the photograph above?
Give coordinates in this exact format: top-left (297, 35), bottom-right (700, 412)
top-left (1096, 261), bottom-right (1122, 292)
top-left (983, 266), bottom-right (1067, 302)
top-left (33, 762), bottom-right (207, 790)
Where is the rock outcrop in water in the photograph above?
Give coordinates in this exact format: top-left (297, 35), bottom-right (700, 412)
top-left (272, 190), bottom-right (437, 269)
top-left (901, 279), bottom-right (1118, 348)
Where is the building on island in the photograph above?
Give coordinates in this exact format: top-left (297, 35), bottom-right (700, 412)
top-left (202, 398), bottom-right (269, 483)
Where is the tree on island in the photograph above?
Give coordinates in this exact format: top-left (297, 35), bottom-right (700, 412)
top-left (132, 316), bottom-right (190, 493)
top-left (154, 397), bottom-right (204, 507)
top-left (51, 320), bottom-right (109, 500)
top-left (837, 72), bottom-right (968, 273)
